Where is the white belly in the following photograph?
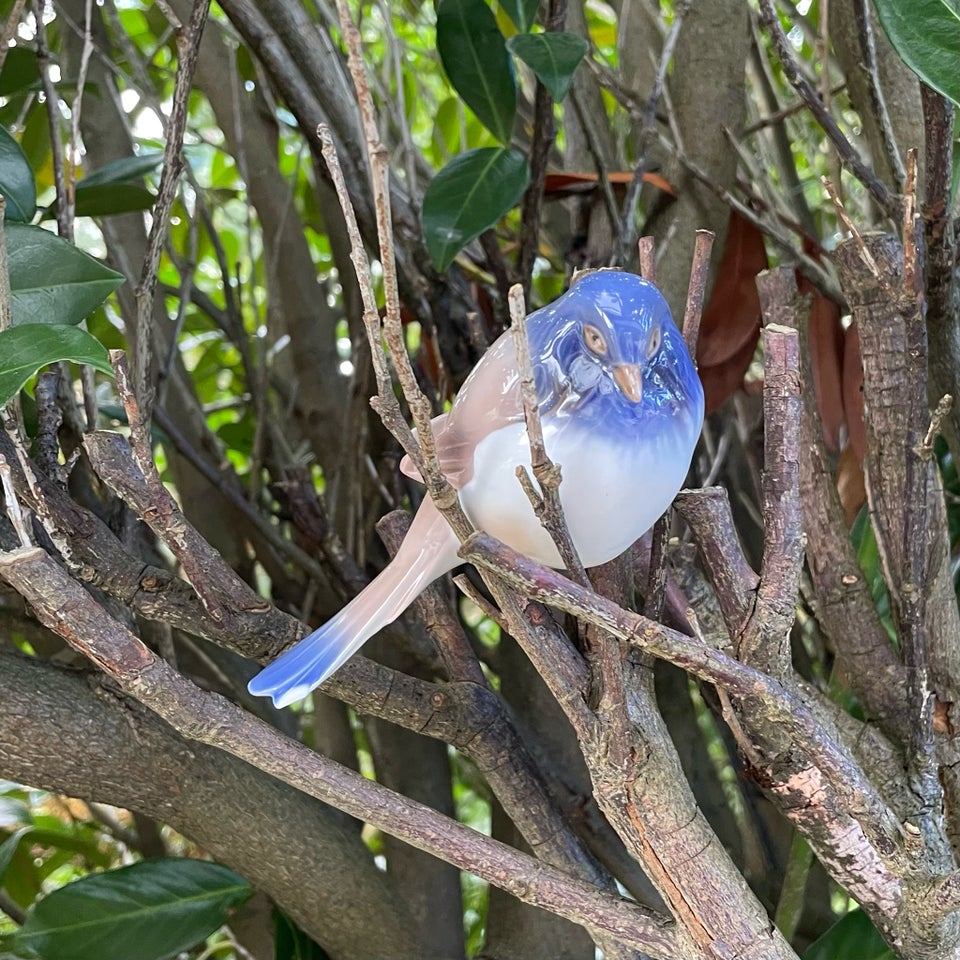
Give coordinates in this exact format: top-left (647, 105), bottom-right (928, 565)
top-left (458, 420), bottom-right (692, 569)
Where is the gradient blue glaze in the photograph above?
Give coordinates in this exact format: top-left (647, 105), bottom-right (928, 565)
top-left (527, 271), bottom-right (703, 434)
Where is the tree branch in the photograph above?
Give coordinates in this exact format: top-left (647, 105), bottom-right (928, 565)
top-left (0, 545), bottom-right (685, 960)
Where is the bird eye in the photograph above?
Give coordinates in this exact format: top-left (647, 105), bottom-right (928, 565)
top-left (583, 324), bottom-right (607, 356)
top-left (646, 326), bottom-right (662, 359)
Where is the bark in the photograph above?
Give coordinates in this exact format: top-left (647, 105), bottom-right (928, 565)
top-left (0, 653), bottom-right (418, 960)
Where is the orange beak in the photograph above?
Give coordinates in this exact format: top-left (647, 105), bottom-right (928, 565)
top-left (613, 363), bottom-right (643, 403)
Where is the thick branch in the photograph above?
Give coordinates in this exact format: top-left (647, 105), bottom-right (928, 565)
top-left (0, 546), bottom-right (684, 960)
top-left (0, 653), bottom-right (418, 959)
top-left (461, 534), bottom-right (905, 861)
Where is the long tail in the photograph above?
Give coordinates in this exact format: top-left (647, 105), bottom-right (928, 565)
top-left (248, 497), bottom-right (461, 708)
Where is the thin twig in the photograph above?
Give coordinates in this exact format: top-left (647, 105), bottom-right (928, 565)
top-left (638, 237), bottom-right (656, 283)
top-left (333, 0), bottom-right (452, 495)
top-left (453, 574), bottom-right (509, 633)
top-left (0, 0), bottom-right (27, 76)
top-left (660, 131), bottom-right (841, 302)
top-left (517, 0), bottom-right (568, 297)
top-left (644, 232), bottom-right (712, 620)
top-left (30, 0), bottom-right (71, 240)
top-left (0, 198), bottom-right (11, 333)
top-left (68, 0), bottom-right (94, 221)
top-left (568, 86), bottom-right (620, 236)
top-left (0, 202), bottom-right (26, 440)
top-left (642, 517), bottom-right (670, 621)
top-left (917, 395), bottom-right (954, 459)
top-left (681, 230), bottom-right (714, 360)
top-left (134, 0), bottom-right (212, 425)
top-left (738, 312), bottom-right (804, 680)
top-left (110, 351), bottom-right (253, 623)
top-left (149, 405), bottom-right (329, 582)
top-left (898, 147), bottom-right (938, 803)
top-left (822, 176), bottom-right (898, 303)
top-left (901, 149), bottom-right (920, 302)
top-left (510, 284), bottom-right (588, 585)
top-left (741, 82), bottom-right (846, 135)
top-left (33, 372), bottom-right (64, 482)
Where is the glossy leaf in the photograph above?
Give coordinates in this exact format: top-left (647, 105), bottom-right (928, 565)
top-left (421, 147), bottom-right (529, 270)
top-left (8, 858), bottom-right (251, 960)
top-left (80, 151), bottom-right (163, 187)
top-left (0, 125), bottom-right (36, 222)
top-left (874, 0), bottom-right (960, 108)
top-left (0, 47), bottom-right (41, 96)
top-left (507, 32), bottom-right (588, 102)
top-left (6, 224), bottom-right (124, 326)
top-left (436, 0), bottom-right (516, 144)
top-left (499, 0), bottom-right (539, 31)
top-left (0, 324), bottom-right (113, 408)
top-left (803, 907), bottom-right (894, 959)
top-left (73, 183), bottom-right (157, 217)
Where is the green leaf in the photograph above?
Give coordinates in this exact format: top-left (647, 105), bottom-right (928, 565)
top-left (507, 31), bottom-right (588, 102)
top-left (6, 224), bottom-right (124, 326)
top-left (499, 0), bottom-right (540, 32)
top-left (803, 908), bottom-right (895, 959)
top-left (0, 48), bottom-right (41, 97)
top-left (436, 0), bottom-right (517, 144)
top-left (0, 324), bottom-right (113, 407)
top-left (80, 151), bottom-right (163, 188)
top-left (0, 125), bottom-right (37, 222)
top-left (274, 909), bottom-right (331, 960)
top-left (421, 146), bottom-right (529, 270)
top-left (73, 183), bottom-right (157, 217)
top-left (0, 829), bottom-right (32, 883)
top-left (874, 0), bottom-right (960, 108)
top-left (0, 827), bottom-right (110, 886)
top-left (8, 858), bottom-right (251, 960)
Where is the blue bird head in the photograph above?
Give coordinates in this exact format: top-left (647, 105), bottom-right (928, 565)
top-left (527, 270), bottom-right (704, 433)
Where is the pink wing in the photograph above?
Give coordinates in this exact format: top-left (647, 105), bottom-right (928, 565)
top-left (399, 330), bottom-right (524, 488)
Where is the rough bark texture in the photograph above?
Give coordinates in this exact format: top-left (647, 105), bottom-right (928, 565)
top-left (0, 653), bottom-right (418, 959)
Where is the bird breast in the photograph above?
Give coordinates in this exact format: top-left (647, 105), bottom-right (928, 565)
top-left (457, 411), bottom-right (696, 570)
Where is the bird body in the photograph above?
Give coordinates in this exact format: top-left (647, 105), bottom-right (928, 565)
top-left (249, 271), bottom-right (704, 708)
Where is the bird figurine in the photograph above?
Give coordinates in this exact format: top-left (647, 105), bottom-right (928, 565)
top-left (249, 270), bottom-right (704, 707)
